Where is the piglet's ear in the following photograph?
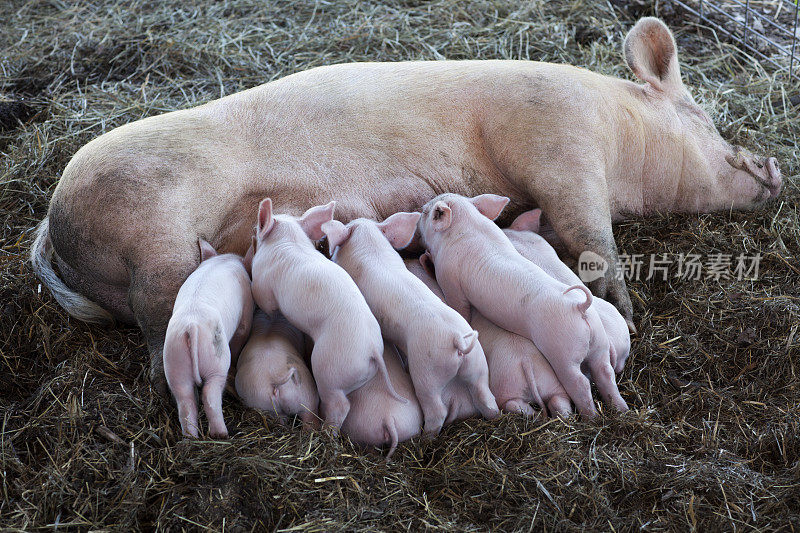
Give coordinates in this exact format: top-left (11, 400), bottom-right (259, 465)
top-left (321, 220), bottom-right (352, 253)
top-left (198, 239), bottom-right (217, 262)
top-left (431, 201), bottom-right (452, 232)
top-left (257, 198), bottom-right (275, 240)
top-left (272, 367), bottom-right (297, 397)
top-left (419, 251), bottom-right (435, 277)
top-left (470, 194), bottom-right (509, 221)
top-left (377, 212), bottom-right (421, 250)
top-left (509, 209), bottom-right (542, 233)
top-left (299, 201), bottom-right (336, 241)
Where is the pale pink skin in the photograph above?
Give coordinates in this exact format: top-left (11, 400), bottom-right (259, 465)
top-left (163, 240), bottom-right (254, 438)
top-left (471, 310), bottom-right (573, 417)
top-left (323, 214), bottom-right (498, 436)
top-left (235, 311), bottom-right (319, 428)
top-left (410, 257), bottom-right (572, 418)
top-left (418, 193), bottom-right (628, 418)
top-left (341, 342), bottom-right (423, 459)
top-left (250, 198), bottom-right (405, 432)
top-left (504, 209), bottom-right (631, 374)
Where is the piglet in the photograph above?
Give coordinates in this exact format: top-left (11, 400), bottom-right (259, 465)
top-left (470, 310), bottom-right (573, 417)
top-left (235, 311), bottom-right (319, 427)
top-left (323, 214), bottom-right (498, 436)
top-left (412, 255), bottom-right (572, 417)
top-left (163, 239), bottom-right (254, 438)
top-left (417, 193), bottom-right (628, 418)
top-left (250, 198), bottom-right (405, 432)
top-left (504, 209), bottom-right (631, 373)
top-left (341, 341), bottom-right (423, 458)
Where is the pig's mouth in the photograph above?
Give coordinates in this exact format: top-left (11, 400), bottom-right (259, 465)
top-left (725, 148), bottom-right (782, 201)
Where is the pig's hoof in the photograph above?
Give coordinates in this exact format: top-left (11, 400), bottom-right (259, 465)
top-left (547, 395), bottom-right (573, 418)
top-left (613, 399), bottom-right (630, 413)
top-left (503, 399), bottom-right (535, 417)
top-left (423, 429), bottom-right (441, 441)
top-left (322, 424), bottom-right (341, 438)
top-left (626, 319), bottom-right (637, 336)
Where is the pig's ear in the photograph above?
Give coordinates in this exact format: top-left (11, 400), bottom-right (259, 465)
top-left (623, 17), bottom-right (683, 93)
top-left (198, 239), bottom-right (217, 262)
top-left (321, 220), bottom-right (352, 253)
top-left (431, 201), bottom-right (452, 231)
top-left (242, 237), bottom-right (255, 275)
top-left (257, 198), bottom-right (275, 240)
top-left (419, 251), bottom-right (435, 277)
top-left (509, 209), bottom-right (542, 233)
top-left (377, 212), bottom-right (421, 250)
top-left (470, 194), bottom-right (509, 220)
top-left (299, 201), bottom-right (336, 241)
top-left (273, 367), bottom-right (297, 397)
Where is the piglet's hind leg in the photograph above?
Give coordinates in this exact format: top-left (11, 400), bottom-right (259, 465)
top-left (202, 374), bottom-right (229, 438)
top-left (320, 389), bottom-right (350, 435)
top-left (588, 356), bottom-right (628, 412)
top-left (175, 388), bottom-right (200, 438)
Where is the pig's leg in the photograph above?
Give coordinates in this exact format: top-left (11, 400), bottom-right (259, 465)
top-left (546, 394), bottom-right (573, 418)
top-left (587, 356), bottom-right (628, 412)
top-left (319, 388), bottom-right (350, 434)
top-left (457, 355), bottom-right (499, 419)
top-left (169, 378), bottom-right (200, 437)
top-left (177, 395), bottom-right (200, 437)
top-left (407, 345), bottom-right (452, 435)
top-left (544, 356), bottom-right (597, 418)
top-left (202, 373), bottom-right (229, 438)
top-left (310, 336), bottom-right (356, 433)
top-left (164, 339), bottom-right (201, 437)
top-left (200, 340), bottom-right (232, 438)
top-left (521, 175), bottom-right (634, 331)
top-left (548, 210), bottom-right (629, 321)
top-left (417, 390), bottom-right (448, 437)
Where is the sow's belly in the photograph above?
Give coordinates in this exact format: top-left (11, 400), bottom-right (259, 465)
top-left (214, 134), bottom-right (525, 253)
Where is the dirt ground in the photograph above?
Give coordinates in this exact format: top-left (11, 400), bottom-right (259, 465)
top-left (1, 0), bottom-right (798, 530)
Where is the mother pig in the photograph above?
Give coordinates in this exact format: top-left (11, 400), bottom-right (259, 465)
top-left (31, 18), bottom-right (781, 394)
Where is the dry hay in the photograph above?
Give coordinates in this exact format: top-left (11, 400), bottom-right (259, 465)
top-left (1, 0), bottom-right (798, 530)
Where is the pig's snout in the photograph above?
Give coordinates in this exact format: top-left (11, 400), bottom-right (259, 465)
top-left (727, 151), bottom-right (783, 199)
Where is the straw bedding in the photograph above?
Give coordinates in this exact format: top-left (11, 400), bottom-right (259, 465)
top-left (1, 0), bottom-right (798, 530)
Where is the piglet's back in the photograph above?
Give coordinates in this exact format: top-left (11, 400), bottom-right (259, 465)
top-left (171, 254), bottom-right (250, 328)
top-left (268, 248), bottom-right (378, 340)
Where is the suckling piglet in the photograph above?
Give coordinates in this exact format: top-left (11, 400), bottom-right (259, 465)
top-left (250, 198), bottom-right (405, 432)
top-left (341, 341), bottom-right (423, 458)
top-left (236, 311), bottom-right (319, 427)
top-left (163, 239), bottom-right (254, 437)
